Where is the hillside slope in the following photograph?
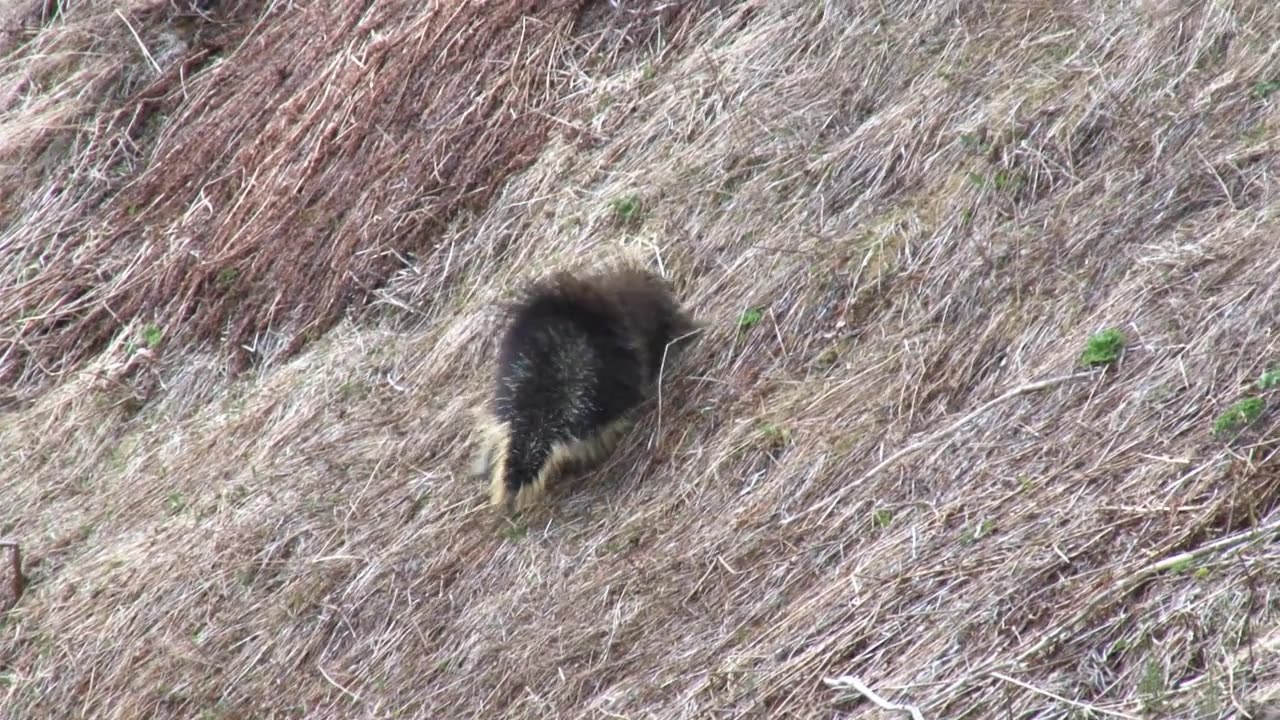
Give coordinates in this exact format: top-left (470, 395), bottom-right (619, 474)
top-left (3, 1), bottom-right (1280, 717)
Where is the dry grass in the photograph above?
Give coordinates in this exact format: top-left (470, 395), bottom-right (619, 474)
top-left (3, 0), bottom-right (1280, 717)
top-left (0, 0), bottom-right (709, 391)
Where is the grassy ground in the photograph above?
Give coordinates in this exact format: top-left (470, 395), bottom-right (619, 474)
top-left (3, 0), bottom-right (1280, 717)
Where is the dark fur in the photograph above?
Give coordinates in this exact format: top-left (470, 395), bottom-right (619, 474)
top-left (474, 265), bottom-right (697, 514)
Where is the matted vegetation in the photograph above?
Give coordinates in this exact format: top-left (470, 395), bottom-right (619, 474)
top-left (3, 0), bottom-right (1280, 718)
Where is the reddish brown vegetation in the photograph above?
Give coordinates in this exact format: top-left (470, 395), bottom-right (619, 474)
top-left (1, 0), bottom-right (725, 389)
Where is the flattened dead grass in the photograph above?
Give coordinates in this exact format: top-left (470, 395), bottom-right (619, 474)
top-left (3, 1), bottom-right (1280, 718)
top-left (0, 0), bottom-right (717, 392)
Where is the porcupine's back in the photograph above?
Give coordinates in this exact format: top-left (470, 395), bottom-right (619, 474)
top-left (490, 273), bottom-right (650, 505)
top-left (593, 266), bottom-right (698, 379)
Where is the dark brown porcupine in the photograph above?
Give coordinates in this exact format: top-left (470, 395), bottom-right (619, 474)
top-left (469, 264), bottom-right (698, 515)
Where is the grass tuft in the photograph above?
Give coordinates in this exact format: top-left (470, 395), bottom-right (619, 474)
top-left (142, 324), bottom-right (164, 349)
top-left (609, 194), bottom-right (643, 225)
top-left (737, 307), bottom-right (764, 330)
top-left (1080, 327), bottom-right (1125, 367)
top-left (1212, 397), bottom-right (1265, 436)
top-left (1258, 366), bottom-right (1280, 390)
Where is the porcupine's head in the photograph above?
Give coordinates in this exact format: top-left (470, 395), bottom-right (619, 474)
top-left (590, 265), bottom-right (700, 380)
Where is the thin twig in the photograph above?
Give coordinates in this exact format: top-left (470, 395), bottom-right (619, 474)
top-left (1014, 512), bottom-right (1280, 667)
top-left (934, 512), bottom-right (1280, 705)
top-left (990, 671), bottom-right (1139, 719)
top-left (824, 675), bottom-right (925, 720)
top-left (793, 372), bottom-right (1095, 524)
top-left (650, 326), bottom-right (704, 450)
top-left (115, 10), bottom-right (162, 75)
top-left (317, 663), bottom-right (363, 704)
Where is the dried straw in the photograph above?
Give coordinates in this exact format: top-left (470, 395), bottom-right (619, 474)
top-left (2, 0), bottom-right (1280, 718)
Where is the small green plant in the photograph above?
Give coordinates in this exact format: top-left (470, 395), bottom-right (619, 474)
top-left (991, 169), bottom-right (1025, 192)
top-left (958, 132), bottom-right (990, 155)
top-left (758, 422), bottom-right (791, 450)
top-left (1258, 366), bottom-right (1280, 390)
top-left (142, 323), bottom-right (163, 349)
top-left (1195, 666), bottom-right (1225, 718)
top-left (1080, 327), bottom-right (1125, 366)
top-left (1212, 397), bottom-right (1265, 436)
top-left (499, 523), bottom-right (527, 543)
top-left (871, 508), bottom-right (893, 528)
top-left (830, 435), bottom-right (856, 455)
top-left (961, 519), bottom-right (996, 544)
top-left (337, 380), bottom-right (368, 401)
top-left (737, 307), bottom-right (764, 330)
top-left (166, 491), bottom-right (186, 515)
top-left (1193, 566), bottom-right (1211, 581)
top-left (34, 633), bottom-right (55, 660)
top-left (814, 347), bottom-right (839, 368)
top-left (1243, 122), bottom-right (1269, 144)
top-left (1139, 656), bottom-right (1167, 712)
top-left (215, 267), bottom-right (239, 293)
top-left (198, 703), bottom-right (235, 720)
top-left (1252, 79), bottom-right (1280, 100)
top-left (609, 194), bottom-right (642, 225)
top-left (226, 484), bottom-right (251, 505)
